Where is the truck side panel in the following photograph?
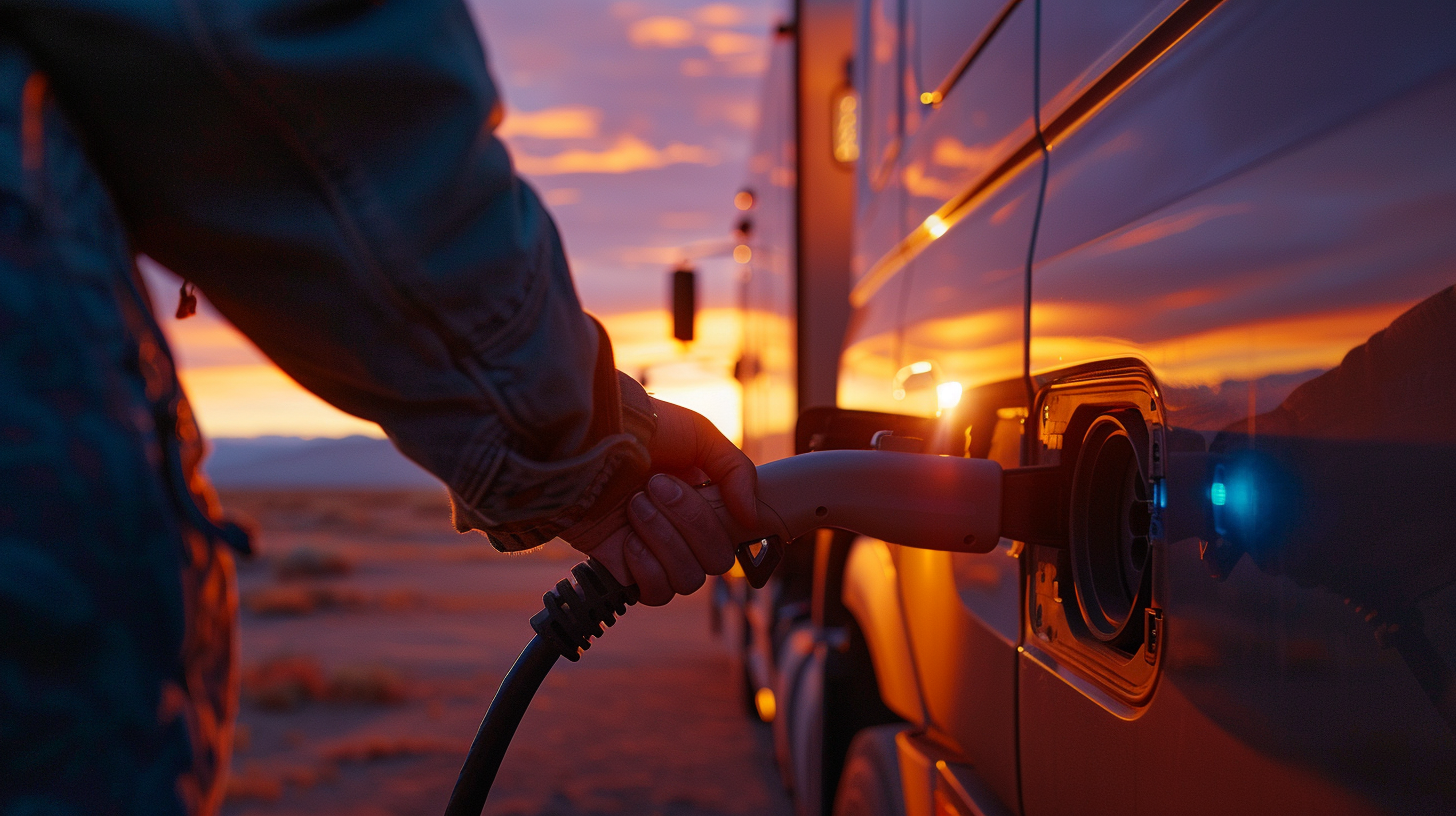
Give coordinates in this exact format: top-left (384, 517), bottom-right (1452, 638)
top-left (1021, 1), bottom-right (1456, 813)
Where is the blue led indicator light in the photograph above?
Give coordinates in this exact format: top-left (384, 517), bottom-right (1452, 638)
top-left (1210, 482), bottom-right (1227, 506)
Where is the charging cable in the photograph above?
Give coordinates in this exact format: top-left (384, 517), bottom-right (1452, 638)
top-left (443, 558), bottom-right (638, 815)
top-left (443, 449), bottom-right (1009, 815)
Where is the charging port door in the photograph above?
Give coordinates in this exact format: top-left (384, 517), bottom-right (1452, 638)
top-left (1016, 365), bottom-right (1167, 812)
top-left (1021, 367), bottom-right (1165, 700)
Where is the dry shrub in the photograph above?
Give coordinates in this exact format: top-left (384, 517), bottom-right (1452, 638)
top-left (242, 584), bottom-right (369, 616)
top-left (243, 656), bottom-right (328, 711)
top-left (240, 585), bottom-right (441, 617)
top-left (280, 762), bottom-right (338, 789)
top-left (272, 546), bottom-right (352, 581)
top-left (223, 762), bottom-right (338, 804)
top-left (242, 586), bottom-right (317, 616)
top-left (377, 588), bottom-right (423, 612)
top-left (322, 735), bottom-right (464, 764)
top-left (327, 665), bottom-right (407, 706)
top-left (224, 767), bottom-right (283, 803)
top-left (242, 655), bottom-right (408, 711)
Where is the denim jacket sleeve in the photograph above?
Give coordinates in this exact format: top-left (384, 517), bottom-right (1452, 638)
top-left (7, 0), bottom-right (651, 549)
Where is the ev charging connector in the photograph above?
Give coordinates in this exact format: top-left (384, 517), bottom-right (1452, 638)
top-left (444, 448), bottom-right (1016, 816)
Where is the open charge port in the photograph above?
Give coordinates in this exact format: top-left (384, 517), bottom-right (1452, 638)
top-left (1029, 370), bottom-right (1165, 702)
top-left (1068, 410), bottom-right (1153, 654)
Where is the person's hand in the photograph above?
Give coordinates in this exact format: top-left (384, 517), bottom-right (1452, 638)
top-left (562, 398), bottom-right (759, 605)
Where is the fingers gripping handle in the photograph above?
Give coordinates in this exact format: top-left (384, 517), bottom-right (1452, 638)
top-left (585, 450), bottom-right (1007, 594)
top-left (533, 453), bottom-right (1001, 659)
top-left (689, 490), bottom-right (790, 589)
top-left (450, 451), bottom-right (1006, 816)
top-left (715, 451), bottom-right (1005, 579)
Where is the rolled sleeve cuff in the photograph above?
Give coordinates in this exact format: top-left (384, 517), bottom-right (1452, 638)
top-left (450, 369), bottom-right (658, 552)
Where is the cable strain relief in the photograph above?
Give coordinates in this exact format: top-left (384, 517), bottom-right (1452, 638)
top-left (530, 559), bottom-right (640, 661)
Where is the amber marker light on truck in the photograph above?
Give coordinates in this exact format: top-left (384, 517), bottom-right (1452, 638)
top-left (733, 244), bottom-right (752, 263)
top-left (734, 189), bottom-right (754, 210)
top-left (831, 88), bottom-right (859, 165)
top-left (754, 687), bottom-right (777, 723)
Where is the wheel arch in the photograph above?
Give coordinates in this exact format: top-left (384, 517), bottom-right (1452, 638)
top-left (840, 535), bottom-right (927, 727)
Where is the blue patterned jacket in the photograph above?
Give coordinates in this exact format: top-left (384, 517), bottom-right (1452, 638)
top-left (0, 2), bottom-right (651, 812)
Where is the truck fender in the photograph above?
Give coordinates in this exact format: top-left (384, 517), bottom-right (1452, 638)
top-left (841, 536), bottom-right (927, 726)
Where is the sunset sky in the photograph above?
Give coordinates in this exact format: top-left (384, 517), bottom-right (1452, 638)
top-left (147, 0), bottom-right (784, 443)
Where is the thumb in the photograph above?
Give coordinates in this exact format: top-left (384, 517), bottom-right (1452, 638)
top-left (693, 413), bottom-right (759, 531)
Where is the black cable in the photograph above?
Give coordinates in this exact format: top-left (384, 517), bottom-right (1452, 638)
top-left (444, 559), bottom-right (639, 816)
top-left (443, 635), bottom-right (559, 816)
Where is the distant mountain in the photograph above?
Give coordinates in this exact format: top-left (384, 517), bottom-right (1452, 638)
top-left (205, 436), bottom-right (441, 489)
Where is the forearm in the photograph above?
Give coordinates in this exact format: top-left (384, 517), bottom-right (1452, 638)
top-left (11, 0), bottom-right (643, 546)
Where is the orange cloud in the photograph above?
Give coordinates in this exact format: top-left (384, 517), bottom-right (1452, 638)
top-left (514, 134), bottom-right (719, 176)
top-left (623, 7), bottom-right (767, 74)
top-left (629, 16), bottom-right (696, 48)
top-left (695, 4), bottom-right (746, 26)
top-left (496, 105), bottom-right (602, 140)
top-left (697, 96), bottom-right (758, 129)
top-left (720, 52), bottom-right (769, 76)
top-left (703, 30), bottom-right (759, 57)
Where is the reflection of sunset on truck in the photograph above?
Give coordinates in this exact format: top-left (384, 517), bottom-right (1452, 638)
top-left (5, 0), bottom-right (1456, 812)
top-left (719, 2), bottom-right (1456, 815)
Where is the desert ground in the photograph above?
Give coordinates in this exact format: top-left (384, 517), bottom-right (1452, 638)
top-left (217, 490), bottom-right (792, 816)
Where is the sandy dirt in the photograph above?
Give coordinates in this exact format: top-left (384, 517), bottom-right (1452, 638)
top-left (218, 490), bottom-right (792, 816)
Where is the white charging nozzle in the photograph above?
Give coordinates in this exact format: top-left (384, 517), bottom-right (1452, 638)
top-left (732, 449), bottom-right (1004, 555)
top-left (450, 449), bottom-right (1009, 814)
